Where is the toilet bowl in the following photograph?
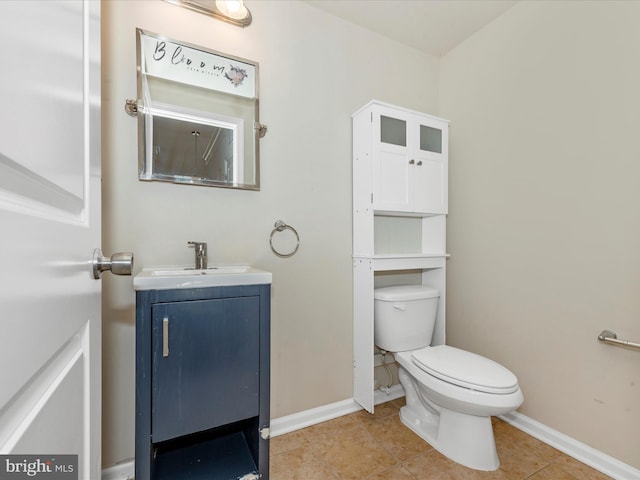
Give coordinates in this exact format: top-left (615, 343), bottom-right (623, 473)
top-left (374, 285), bottom-right (524, 471)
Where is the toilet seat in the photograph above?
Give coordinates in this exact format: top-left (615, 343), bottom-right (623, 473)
top-left (411, 345), bottom-right (519, 395)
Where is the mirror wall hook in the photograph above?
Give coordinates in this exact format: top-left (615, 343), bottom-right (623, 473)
top-left (255, 122), bottom-right (268, 138)
top-left (125, 99), bottom-right (139, 118)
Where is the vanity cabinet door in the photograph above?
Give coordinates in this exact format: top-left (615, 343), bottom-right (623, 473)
top-left (151, 296), bottom-right (260, 442)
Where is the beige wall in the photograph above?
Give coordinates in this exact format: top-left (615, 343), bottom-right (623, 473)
top-left (101, 0), bottom-right (439, 467)
top-left (440, 1), bottom-right (640, 469)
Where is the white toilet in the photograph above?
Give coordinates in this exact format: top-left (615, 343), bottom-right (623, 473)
top-left (374, 285), bottom-right (524, 471)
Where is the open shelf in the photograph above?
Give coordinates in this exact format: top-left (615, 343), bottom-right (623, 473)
top-left (354, 253), bottom-right (449, 271)
top-left (153, 429), bottom-right (257, 480)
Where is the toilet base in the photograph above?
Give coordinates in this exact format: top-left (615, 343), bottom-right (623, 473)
top-left (399, 368), bottom-right (500, 471)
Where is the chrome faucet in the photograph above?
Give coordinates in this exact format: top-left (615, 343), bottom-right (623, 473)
top-left (188, 241), bottom-right (208, 270)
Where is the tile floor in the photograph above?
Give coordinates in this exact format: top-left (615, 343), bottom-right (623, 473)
top-left (270, 398), bottom-right (612, 480)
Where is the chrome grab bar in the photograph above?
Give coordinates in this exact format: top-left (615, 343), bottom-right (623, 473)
top-left (598, 330), bottom-right (640, 350)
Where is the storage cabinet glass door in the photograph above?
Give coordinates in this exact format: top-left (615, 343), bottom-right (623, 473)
top-left (373, 107), bottom-right (413, 212)
top-left (413, 120), bottom-right (446, 214)
top-left (151, 296), bottom-right (260, 442)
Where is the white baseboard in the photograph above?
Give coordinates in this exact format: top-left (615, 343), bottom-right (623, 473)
top-left (269, 397), bottom-right (361, 438)
top-left (101, 460), bottom-right (134, 480)
top-left (499, 411), bottom-right (640, 480)
top-left (101, 389), bottom-right (639, 480)
top-left (270, 384), bottom-right (404, 437)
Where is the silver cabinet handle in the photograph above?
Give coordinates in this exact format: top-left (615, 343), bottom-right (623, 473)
top-left (163, 317), bottom-right (169, 357)
top-left (92, 248), bottom-right (134, 279)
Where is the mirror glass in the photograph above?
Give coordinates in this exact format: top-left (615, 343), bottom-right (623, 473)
top-left (136, 29), bottom-right (262, 189)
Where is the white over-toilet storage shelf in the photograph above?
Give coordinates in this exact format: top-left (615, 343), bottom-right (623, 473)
top-left (352, 100), bottom-right (450, 413)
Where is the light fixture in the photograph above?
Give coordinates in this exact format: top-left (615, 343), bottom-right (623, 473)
top-left (163, 0), bottom-right (252, 27)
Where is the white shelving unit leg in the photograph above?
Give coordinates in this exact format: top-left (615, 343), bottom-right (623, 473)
top-left (353, 258), bottom-right (375, 413)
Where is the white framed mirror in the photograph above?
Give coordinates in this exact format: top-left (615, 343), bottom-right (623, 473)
top-left (134, 29), bottom-right (264, 190)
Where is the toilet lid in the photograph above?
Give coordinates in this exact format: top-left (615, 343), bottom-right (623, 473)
top-left (411, 345), bottom-right (519, 394)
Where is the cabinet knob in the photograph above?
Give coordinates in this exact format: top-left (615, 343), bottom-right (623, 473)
top-left (417, 160), bottom-right (423, 166)
top-left (409, 159), bottom-right (415, 165)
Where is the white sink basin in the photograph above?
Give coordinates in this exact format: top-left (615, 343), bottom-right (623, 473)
top-left (149, 266), bottom-right (251, 276)
top-left (133, 266), bottom-right (272, 290)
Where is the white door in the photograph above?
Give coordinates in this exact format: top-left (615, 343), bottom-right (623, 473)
top-left (0, 2), bottom-right (102, 478)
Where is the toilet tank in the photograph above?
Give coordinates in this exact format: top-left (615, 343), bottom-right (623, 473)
top-left (374, 285), bottom-right (440, 352)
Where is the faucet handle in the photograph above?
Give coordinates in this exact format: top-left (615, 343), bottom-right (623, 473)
top-left (188, 241), bottom-right (207, 252)
top-left (188, 241), bottom-right (208, 269)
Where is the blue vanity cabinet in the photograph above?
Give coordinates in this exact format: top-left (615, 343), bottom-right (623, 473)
top-left (135, 284), bottom-right (271, 480)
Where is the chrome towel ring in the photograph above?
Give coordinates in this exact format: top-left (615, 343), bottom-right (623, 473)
top-left (269, 220), bottom-right (300, 258)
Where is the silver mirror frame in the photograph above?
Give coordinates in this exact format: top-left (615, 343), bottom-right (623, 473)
top-left (134, 29), bottom-right (262, 190)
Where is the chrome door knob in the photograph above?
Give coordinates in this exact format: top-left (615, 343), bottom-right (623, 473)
top-left (92, 248), bottom-right (134, 279)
